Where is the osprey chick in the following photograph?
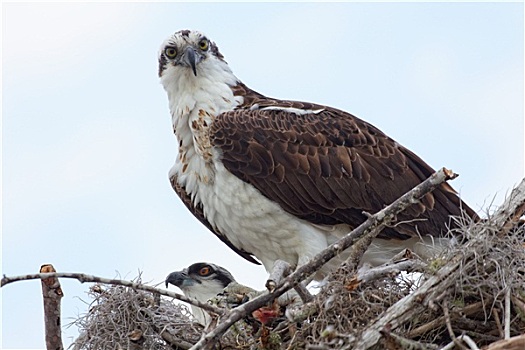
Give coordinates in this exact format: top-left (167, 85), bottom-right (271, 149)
top-left (158, 30), bottom-right (478, 280)
top-left (166, 262), bottom-right (297, 326)
top-left (166, 262), bottom-right (236, 325)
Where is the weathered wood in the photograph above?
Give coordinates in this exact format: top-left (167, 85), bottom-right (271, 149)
top-left (40, 264), bottom-right (64, 350)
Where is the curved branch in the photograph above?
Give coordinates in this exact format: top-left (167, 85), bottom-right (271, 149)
top-left (1, 271), bottom-right (224, 316)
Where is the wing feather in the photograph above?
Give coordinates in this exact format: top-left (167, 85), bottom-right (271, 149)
top-left (211, 105), bottom-right (478, 239)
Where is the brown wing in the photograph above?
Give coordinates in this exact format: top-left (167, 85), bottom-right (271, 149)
top-left (211, 105), bottom-right (478, 240)
top-left (170, 172), bottom-right (261, 264)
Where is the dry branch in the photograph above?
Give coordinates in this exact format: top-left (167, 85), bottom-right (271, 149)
top-left (266, 259), bottom-right (314, 303)
top-left (357, 258), bottom-right (426, 284)
top-left (190, 167), bottom-right (457, 350)
top-left (40, 264), bottom-right (64, 350)
top-left (1, 271), bottom-right (223, 316)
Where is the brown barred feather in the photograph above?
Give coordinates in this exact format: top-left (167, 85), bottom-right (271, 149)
top-left (210, 85), bottom-right (479, 240)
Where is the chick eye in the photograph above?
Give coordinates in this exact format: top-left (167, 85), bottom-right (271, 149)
top-left (199, 266), bottom-right (211, 276)
top-left (164, 47), bottom-right (177, 58)
top-left (198, 39), bottom-right (209, 51)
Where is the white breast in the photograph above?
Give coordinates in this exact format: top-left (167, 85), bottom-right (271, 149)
top-left (198, 160), bottom-right (332, 271)
top-left (160, 57), bottom-right (331, 274)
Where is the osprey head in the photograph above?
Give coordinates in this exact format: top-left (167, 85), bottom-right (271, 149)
top-left (165, 262), bottom-right (235, 301)
top-left (158, 29), bottom-right (226, 78)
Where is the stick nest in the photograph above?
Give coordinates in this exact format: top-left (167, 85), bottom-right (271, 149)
top-left (298, 214), bottom-right (525, 349)
top-left (72, 211), bottom-right (525, 350)
top-left (71, 276), bottom-right (203, 350)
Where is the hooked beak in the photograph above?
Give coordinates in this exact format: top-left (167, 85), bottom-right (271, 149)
top-left (165, 269), bottom-right (196, 288)
top-left (183, 46), bottom-right (198, 76)
top-left (165, 271), bottom-right (185, 288)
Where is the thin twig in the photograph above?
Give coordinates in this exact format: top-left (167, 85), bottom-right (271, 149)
top-left (511, 295), bottom-right (525, 316)
top-left (339, 225), bottom-right (379, 274)
top-left (442, 300), bottom-right (468, 350)
top-left (1, 271), bottom-right (224, 316)
top-left (407, 301), bottom-right (489, 338)
top-left (381, 329), bottom-right (439, 350)
top-left (141, 308), bottom-right (196, 349)
top-left (440, 335), bottom-right (480, 350)
top-left (287, 258), bottom-right (426, 325)
top-left (492, 308), bottom-right (504, 338)
top-left (504, 288), bottom-right (511, 339)
top-left (293, 282), bottom-right (314, 304)
top-left (357, 259), bottom-right (426, 284)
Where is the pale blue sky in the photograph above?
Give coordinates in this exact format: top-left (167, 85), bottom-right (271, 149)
top-left (2, 2), bottom-right (523, 348)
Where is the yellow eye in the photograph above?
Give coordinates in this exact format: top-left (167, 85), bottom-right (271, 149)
top-left (164, 47), bottom-right (177, 58)
top-left (198, 39), bottom-right (209, 51)
top-left (199, 266), bottom-right (211, 276)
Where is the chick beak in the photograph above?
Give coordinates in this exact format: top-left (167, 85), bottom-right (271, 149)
top-left (165, 271), bottom-right (185, 288)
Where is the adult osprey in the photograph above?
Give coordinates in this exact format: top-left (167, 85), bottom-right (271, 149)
top-left (158, 30), bottom-right (477, 279)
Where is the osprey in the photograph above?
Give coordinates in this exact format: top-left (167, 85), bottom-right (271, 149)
top-left (166, 262), bottom-right (296, 326)
top-left (166, 262), bottom-right (238, 325)
top-left (158, 30), bottom-right (478, 280)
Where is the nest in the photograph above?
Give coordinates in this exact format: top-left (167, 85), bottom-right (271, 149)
top-left (297, 216), bottom-right (525, 349)
top-left (72, 207), bottom-right (525, 350)
top-left (71, 276), bottom-right (203, 349)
